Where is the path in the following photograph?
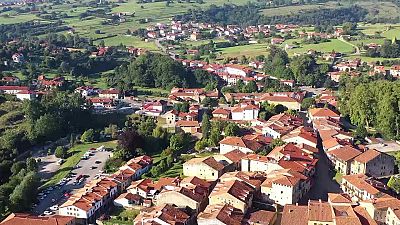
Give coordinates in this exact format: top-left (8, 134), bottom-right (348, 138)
top-left (338, 36), bottom-right (360, 55)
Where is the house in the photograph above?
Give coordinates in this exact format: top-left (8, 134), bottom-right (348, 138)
top-left (190, 32), bottom-right (201, 41)
top-left (133, 204), bottom-right (191, 225)
top-left (183, 156), bottom-right (225, 180)
top-left (358, 196), bottom-right (400, 224)
top-left (0, 85), bottom-right (29, 95)
top-left (350, 149), bottom-right (395, 177)
top-left (11, 53), bottom-right (24, 63)
top-left (262, 113), bottom-right (303, 138)
top-left (98, 88), bottom-right (120, 99)
top-left (1, 76), bottom-right (20, 85)
top-left (261, 169), bottom-right (310, 206)
top-left (327, 145), bottom-right (362, 175)
top-left (212, 108), bottom-right (231, 119)
top-left (127, 178), bottom-right (155, 200)
top-left (169, 87), bottom-right (218, 103)
top-left (156, 186), bottom-right (208, 214)
top-left (231, 104), bottom-right (259, 121)
top-left (0, 213), bottom-right (75, 225)
top-left (163, 110), bottom-right (198, 126)
top-left (75, 86), bottom-right (97, 97)
top-left (281, 200), bottom-right (364, 225)
top-left (197, 204), bottom-right (244, 225)
top-left (37, 75), bottom-right (65, 88)
top-left (390, 65), bottom-right (400, 78)
top-left (341, 174), bottom-right (386, 201)
top-left (224, 64), bottom-right (253, 77)
top-left (271, 38), bottom-right (285, 45)
top-left (209, 180), bottom-right (254, 213)
top-left (259, 92), bottom-right (304, 110)
top-left (241, 154), bottom-right (285, 173)
top-left (282, 126), bottom-right (318, 148)
top-left (219, 136), bottom-right (264, 154)
top-left (15, 90), bottom-right (36, 100)
top-left (113, 192), bottom-right (141, 207)
top-left (176, 120), bottom-right (200, 134)
top-left (213, 149), bottom-right (247, 170)
top-left (141, 100), bottom-right (167, 115)
top-left (88, 98), bottom-right (114, 109)
top-left (308, 107), bottom-right (340, 121)
top-left (247, 210), bottom-right (277, 225)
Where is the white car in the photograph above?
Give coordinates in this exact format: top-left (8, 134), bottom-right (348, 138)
top-left (50, 205), bottom-right (59, 211)
top-left (43, 210), bottom-right (54, 215)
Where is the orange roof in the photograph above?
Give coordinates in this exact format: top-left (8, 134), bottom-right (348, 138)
top-left (342, 174), bottom-right (380, 196)
top-left (281, 205), bottom-right (308, 225)
top-left (212, 108), bottom-right (231, 115)
top-left (223, 149), bottom-right (247, 163)
top-left (327, 145), bottom-right (361, 162)
top-left (353, 149), bottom-right (382, 163)
top-left (309, 108), bottom-right (340, 118)
top-left (1, 214), bottom-right (75, 225)
top-left (175, 120), bottom-right (200, 127)
top-left (328, 193), bottom-right (352, 204)
top-left (219, 136), bottom-right (263, 151)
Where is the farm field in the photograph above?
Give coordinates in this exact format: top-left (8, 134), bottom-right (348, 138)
top-left (93, 35), bottom-right (159, 50)
top-left (284, 39), bottom-right (355, 55)
top-left (216, 43), bottom-right (268, 59)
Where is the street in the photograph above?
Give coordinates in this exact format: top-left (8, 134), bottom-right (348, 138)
top-left (33, 149), bottom-right (111, 215)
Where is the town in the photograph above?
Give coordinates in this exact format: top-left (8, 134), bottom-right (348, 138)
top-left (1, 0), bottom-right (400, 225)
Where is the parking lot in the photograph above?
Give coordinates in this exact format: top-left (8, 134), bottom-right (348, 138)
top-left (33, 147), bottom-right (111, 215)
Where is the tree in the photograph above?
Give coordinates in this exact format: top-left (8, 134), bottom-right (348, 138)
top-left (137, 118), bottom-right (156, 137)
top-left (387, 175), bottom-right (400, 194)
top-left (81, 129), bottom-right (95, 143)
top-left (301, 97), bottom-right (316, 110)
top-left (55, 146), bottom-right (67, 159)
top-left (117, 129), bottom-right (144, 158)
top-left (104, 124), bottom-right (118, 139)
top-left (224, 123), bottom-right (240, 137)
top-left (195, 139), bottom-right (209, 151)
top-left (201, 113), bottom-right (211, 139)
top-left (9, 171), bottom-right (40, 212)
top-left (11, 161), bottom-right (25, 175)
top-left (26, 158), bottom-right (37, 172)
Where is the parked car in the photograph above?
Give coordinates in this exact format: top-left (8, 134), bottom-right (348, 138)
top-left (43, 210), bottom-right (54, 215)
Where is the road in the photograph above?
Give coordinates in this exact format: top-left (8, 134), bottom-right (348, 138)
top-left (33, 150), bottom-right (111, 215)
top-left (338, 36), bottom-right (360, 55)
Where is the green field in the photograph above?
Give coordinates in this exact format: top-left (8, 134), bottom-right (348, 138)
top-left (216, 43), bottom-right (268, 59)
top-left (42, 140), bottom-right (117, 188)
top-left (285, 39), bottom-right (355, 55)
top-left (93, 35), bottom-right (159, 50)
top-left (0, 14), bottom-right (40, 24)
top-left (261, 1), bottom-right (339, 16)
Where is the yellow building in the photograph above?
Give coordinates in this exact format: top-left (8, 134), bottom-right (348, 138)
top-left (183, 157), bottom-right (225, 180)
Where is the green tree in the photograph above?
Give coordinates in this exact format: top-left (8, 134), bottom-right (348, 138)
top-left (387, 175), bottom-right (400, 194)
top-left (224, 123), bottom-right (240, 137)
top-left (201, 113), bottom-right (211, 139)
top-left (55, 146), bottom-right (67, 159)
top-left (301, 97), bottom-right (316, 110)
top-left (81, 129), bottom-right (95, 143)
top-left (26, 158), bottom-right (37, 172)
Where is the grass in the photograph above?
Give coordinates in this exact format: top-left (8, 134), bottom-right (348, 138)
top-left (284, 39), bottom-right (355, 55)
top-left (334, 171), bottom-right (343, 183)
top-left (155, 160), bottom-right (183, 180)
top-left (42, 140), bottom-right (117, 188)
top-left (216, 43), bottom-right (268, 59)
top-left (93, 35), bottom-right (160, 50)
top-left (261, 1), bottom-right (339, 16)
top-left (0, 14), bottom-right (40, 24)
top-left (104, 207), bottom-right (139, 225)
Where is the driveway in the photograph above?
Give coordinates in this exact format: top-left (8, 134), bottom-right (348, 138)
top-left (33, 149), bottom-right (111, 215)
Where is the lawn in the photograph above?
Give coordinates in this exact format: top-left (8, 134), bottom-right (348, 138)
top-left (104, 206), bottom-right (139, 225)
top-left (42, 140), bottom-right (117, 188)
top-left (0, 14), bottom-right (40, 24)
top-left (93, 35), bottom-right (159, 50)
top-left (285, 39), bottom-right (355, 55)
top-left (216, 43), bottom-right (268, 59)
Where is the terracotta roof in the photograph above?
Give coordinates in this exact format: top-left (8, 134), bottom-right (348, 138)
top-left (223, 149), bottom-right (247, 163)
top-left (328, 145), bottom-right (361, 162)
top-left (116, 192), bottom-right (141, 202)
top-left (353, 206), bottom-right (378, 225)
top-left (281, 205), bottom-right (308, 225)
top-left (332, 205), bottom-right (362, 225)
top-left (0, 86), bottom-right (29, 91)
top-left (328, 193), bottom-right (352, 204)
top-left (212, 108), bottom-right (231, 115)
top-left (175, 120), bottom-right (200, 127)
top-left (220, 171), bottom-right (266, 189)
top-left (342, 174), bottom-right (380, 196)
top-left (184, 157), bottom-right (225, 172)
top-left (1, 214), bottom-right (75, 225)
top-left (248, 210), bottom-right (276, 225)
top-left (353, 149), bottom-right (382, 163)
top-left (308, 201), bottom-right (334, 222)
top-left (210, 180), bottom-right (254, 203)
top-left (219, 136), bottom-right (263, 151)
top-left (309, 108), bottom-right (340, 118)
top-left (198, 204), bottom-right (244, 225)
top-left (134, 204), bottom-right (190, 225)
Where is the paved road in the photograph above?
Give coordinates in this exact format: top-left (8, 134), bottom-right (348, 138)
top-left (33, 150), bottom-right (111, 215)
top-left (300, 148), bottom-right (342, 203)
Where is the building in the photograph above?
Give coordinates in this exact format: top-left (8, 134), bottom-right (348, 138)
top-left (0, 214), bottom-right (75, 225)
top-left (183, 156), bottom-right (225, 180)
top-left (261, 169), bottom-right (310, 206)
top-left (262, 113), bottom-right (303, 138)
top-left (197, 204), bottom-right (244, 225)
top-left (209, 180), bottom-right (254, 213)
top-left (88, 98), bottom-right (114, 108)
top-left (281, 200), bottom-right (364, 225)
top-left (113, 192), bottom-right (141, 207)
top-left (350, 149), bottom-right (395, 177)
top-left (247, 210), bottom-right (277, 225)
top-left (231, 104), bottom-right (259, 121)
top-left (156, 186), bottom-right (208, 214)
top-left (241, 154), bottom-right (284, 173)
top-left (359, 196), bottom-right (400, 224)
top-left (0, 85), bottom-right (29, 95)
top-left (133, 204), bottom-right (192, 225)
top-left (176, 120), bottom-right (201, 134)
top-left (281, 126), bottom-right (318, 148)
top-left (341, 174), bottom-right (386, 201)
top-left (219, 136), bottom-right (264, 154)
top-left (308, 107), bottom-right (340, 121)
top-left (327, 145), bottom-right (362, 175)
top-left (212, 108), bottom-right (231, 119)
top-left (98, 88), bottom-right (120, 99)
top-left (259, 93), bottom-right (303, 110)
